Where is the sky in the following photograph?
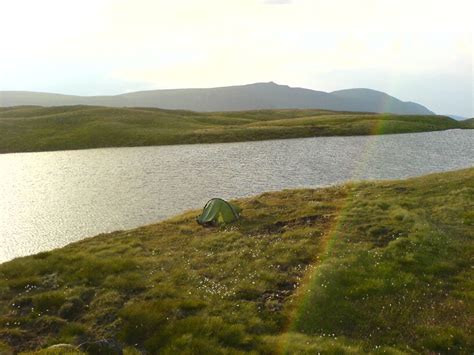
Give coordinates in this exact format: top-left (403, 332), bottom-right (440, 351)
top-left (0, 0), bottom-right (472, 116)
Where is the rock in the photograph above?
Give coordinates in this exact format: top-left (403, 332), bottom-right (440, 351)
top-left (47, 343), bottom-right (79, 351)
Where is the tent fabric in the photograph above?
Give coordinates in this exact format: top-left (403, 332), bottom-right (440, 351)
top-left (197, 198), bottom-right (241, 225)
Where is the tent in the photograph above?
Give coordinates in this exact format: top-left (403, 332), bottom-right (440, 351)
top-left (197, 198), bottom-right (241, 225)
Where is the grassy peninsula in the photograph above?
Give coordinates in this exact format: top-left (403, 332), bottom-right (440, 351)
top-left (0, 105), bottom-right (467, 154)
top-left (0, 168), bottom-right (473, 354)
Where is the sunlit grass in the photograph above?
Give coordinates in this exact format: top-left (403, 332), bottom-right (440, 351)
top-left (0, 168), bottom-right (472, 353)
top-left (0, 106), bottom-right (465, 153)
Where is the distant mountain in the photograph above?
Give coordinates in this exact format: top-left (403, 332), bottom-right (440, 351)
top-left (0, 82), bottom-right (435, 115)
top-left (330, 88), bottom-right (433, 115)
top-left (445, 114), bottom-right (467, 120)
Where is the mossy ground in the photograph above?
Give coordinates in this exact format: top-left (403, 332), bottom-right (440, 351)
top-left (0, 168), bottom-right (472, 354)
top-left (0, 106), bottom-right (465, 153)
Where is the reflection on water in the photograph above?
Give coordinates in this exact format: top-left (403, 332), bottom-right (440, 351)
top-left (0, 129), bottom-right (473, 262)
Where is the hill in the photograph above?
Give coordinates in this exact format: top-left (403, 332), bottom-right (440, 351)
top-left (0, 168), bottom-right (472, 353)
top-left (461, 118), bottom-right (474, 128)
top-left (446, 114), bottom-right (467, 120)
top-left (0, 106), bottom-right (461, 154)
top-left (331, 88), bottom-right (432, 115)
top-left (0, 82), bottom-right (434, 115)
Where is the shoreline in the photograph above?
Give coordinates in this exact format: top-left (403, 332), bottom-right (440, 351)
top-left (0, 127), bottom-right (471, 156)
top-left (0, 167), bottom-right (472, 354)
top-left (1, 163), bottom-right (473, 265)
top-left (1, 106), bottom-right (469, 154)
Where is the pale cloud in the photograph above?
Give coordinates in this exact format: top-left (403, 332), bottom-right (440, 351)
top-left (0, 0), bottom-right (472, 115)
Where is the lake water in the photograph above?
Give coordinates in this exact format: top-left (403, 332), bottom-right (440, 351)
top-left (0, 129), bottom-right (473, 263)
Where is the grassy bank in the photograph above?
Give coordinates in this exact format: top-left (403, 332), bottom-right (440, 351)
top-left (0, 105), bottom-right (466, 153)
top-left (0, 168), bottom-right (473, 353)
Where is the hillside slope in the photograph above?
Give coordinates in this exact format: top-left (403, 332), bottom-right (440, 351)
top-left (0, 168), bottom-right (472, 354)
top-left (0, 106), bottom-right (461, 154)
top-left (0, 82), bottom-right (434, 115)
top-left (462, 118), bottom-right (474, 128)
top-left (331, 88), bottom-right (431, 115)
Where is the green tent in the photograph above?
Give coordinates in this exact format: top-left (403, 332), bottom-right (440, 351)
top-left (197, 198), bottom-right (241, 226)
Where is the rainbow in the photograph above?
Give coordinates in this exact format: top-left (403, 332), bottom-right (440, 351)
top-left (277, 114), bottom-right (390, 352)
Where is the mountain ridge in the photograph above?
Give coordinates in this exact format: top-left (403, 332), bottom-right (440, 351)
top-left (0, 82), bottom-right (434, 115)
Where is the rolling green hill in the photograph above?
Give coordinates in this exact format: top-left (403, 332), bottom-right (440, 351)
top-left (461, 118), bottom-right (474, 128)
top-left (0, 106), bottom-right (465, 154)
top-left (0, 168), bottom-right (472, 354)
